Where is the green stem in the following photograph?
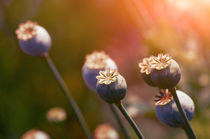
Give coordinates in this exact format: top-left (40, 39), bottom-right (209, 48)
top-left (115, 102), bottom-right (144, 139)
top-left (109, 104), bottom-right (131, 139)
top-left (169, 88), bottom-right (196, 139)
top-left (44, 54), bottom-right (92, 139)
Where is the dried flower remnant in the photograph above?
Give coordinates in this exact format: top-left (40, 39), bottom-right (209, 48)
top-left (22, 129), bottom-right (50, 139)
top-left (96, 69), bottom-right (119, 85)
top-left (138, 56), bottom-right (156, 87)
top-left (46, 107), bottom-right (67, 122)
top-left (94, 124), bottom-right (119, 139)
top-left (85, 51), bottom-right (110, 69)
top-left (139, 56), bottom-right (154, 75)
top-left (151, 53), bottom-right (172, 70)
top-left (16, 21), bottom-right (37, 41)
top-left (154, 89), bottom-right (173, 106)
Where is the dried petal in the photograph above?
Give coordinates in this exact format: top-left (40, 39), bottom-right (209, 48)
top-left (96, 69), bottom-right (119, 85)
top-left (16, 21), bottom-right (37, 41)
top-left (151, 53), bottom-right (172, 70)
top-left (84, 51), bottom-right (110, 69)
top-left (138, 56), bottom-right (154, 75)
top-left (154, 89), bottom-right (173, 106)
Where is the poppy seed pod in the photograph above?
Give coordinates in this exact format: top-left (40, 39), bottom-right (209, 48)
top-left (94, 124), bottom-right (119, 139)
top-left (16, 21), bottom-right (52, 56)
top-left (46, 107), bottom-right (67, 123)
top-left (22, 129), bottom-right (50, 139)
top-left (96, 69), bottom-right (127, 104)
top-left (155, 90), bottom-right (195, 128)
top-left (82, 51), bottom-right (117, 92)
top-left (139, 56), bottom-right (156, 87)
top-left (150, 54), bottom-right (181, 89)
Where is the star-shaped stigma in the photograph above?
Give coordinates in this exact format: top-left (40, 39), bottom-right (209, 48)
top-left (85, 51), bottom-right (109, 69)
top-left (96, 69), bottom-right (119, 85)
top-left (16, 20), bottom-right (37, 41)
top-left (151, 53), bottom-right (172, 70)
top-left (138, 56), bottom-right (154, 75)
top-left (154, 89), bottom-right (173, 106)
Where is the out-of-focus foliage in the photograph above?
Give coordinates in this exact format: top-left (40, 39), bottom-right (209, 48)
top-left (0, 0), bottom-right (210, 138)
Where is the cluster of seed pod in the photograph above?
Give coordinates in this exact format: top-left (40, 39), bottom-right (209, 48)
top-left (15, 20), bottom-right (196, 138)
top-left (139, 54), bottom-right (195, 128)
top-left (82, 51), bottom-right (145, 139)
top-left (82, 51), bottom-right (118, 92)
top-left (16, 20), bottom-right (124, 139)
top-left (82, 51), bottom-right (127, 104)
top-left (139, 53), bottom-right (181, 89)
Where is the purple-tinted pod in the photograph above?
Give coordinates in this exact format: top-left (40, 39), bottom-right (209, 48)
top-left (150, 54), bottom-right (181, 89)
top-left (16, 21), bottom-right (51, 56)
top-left (82, 51), bottom-right (117, 92)
top-left (96, 69), bottom-right (127, 104)
top-left (155, 90), bottom-right (195, 128)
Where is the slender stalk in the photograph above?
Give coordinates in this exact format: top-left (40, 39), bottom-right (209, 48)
top-left (169, 88), bottom-right (196, 139)
top-left (115, 102), bottom-right (144, 139)
top-left (182, 126), bottom-right (193, 139)
top-left (109, 104), bottom-right (131, 139)
top-left (44, 54), bottom-right (92, 139)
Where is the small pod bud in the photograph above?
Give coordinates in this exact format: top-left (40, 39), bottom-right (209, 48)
top-left (46, 107), bottom-right (67, 123)
top-left (155, 90), bottom-right (195, 128)
top-left (150, 54), bottom-right (181, 89)
top-left (138, 56), bottom-right (156, 87)
top-left (96, 69), bottom-right (127, 104)
top-left (82, 51), bottom-right (117, 92)
top-left (16, 21), bottom-right (52, 56)
top-left (22, 129), bottom-right (50, 139)
top-left (94, 124), bottom-right (119, 139)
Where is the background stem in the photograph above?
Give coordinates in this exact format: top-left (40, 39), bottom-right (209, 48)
top-left (109, 104), bottom-right (131, 139)
top-left (115, 102), bottom-right (144, 139)
top-left (44, 54), bottom-right (92, 139)
top-left (169, 88), bottom-right (196, 139)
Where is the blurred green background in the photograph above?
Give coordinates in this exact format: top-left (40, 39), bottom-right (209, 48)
top-left (0, 0), bottom-right (210, 138)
